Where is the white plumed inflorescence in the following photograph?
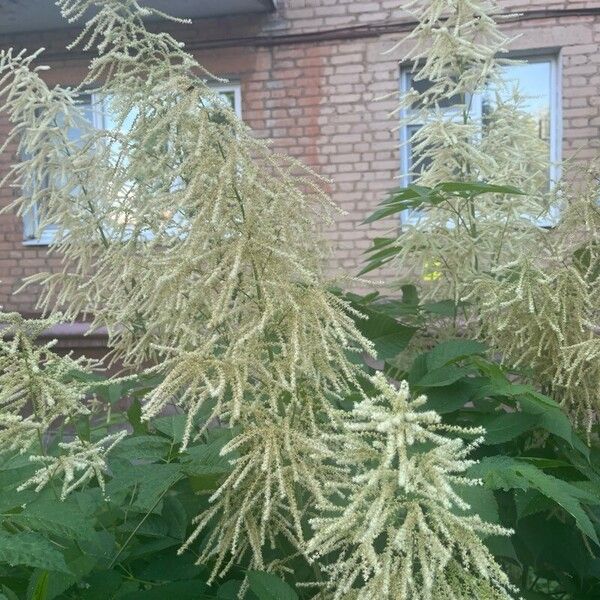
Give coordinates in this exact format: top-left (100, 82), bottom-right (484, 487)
top-left (0, 1), bottom-right (517, 594)
top-left (307, 374), bottom-right (515, 600)
top-left (471, 167), bottom-right (600, 432)
top-left (383, 0), bottom-right (553, 304)
top-left (0, 311), bottom-right (123, 496)
top-left (0, 0), bottom-right (374, 580)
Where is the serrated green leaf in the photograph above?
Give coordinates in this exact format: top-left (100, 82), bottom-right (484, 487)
top-left (247, 571), bottom-right (298, 600)
top-left (9, 496), bottom-right (95, 541)
top-left (471, 456), bottom-right (600, 544)
top-left (425, 339), bottom-right (487, 370)
top-left (349, 305), bottom-right (416, 360)
top-left (0, 532), bottom-right (71, 574)
top-left (478, 412), bottom-right (540, 444)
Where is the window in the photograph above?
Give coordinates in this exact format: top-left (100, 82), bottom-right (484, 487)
top-left (23, 83), bottom-right (242, 245)
top-left (399, 55), bottom-right (560, 214)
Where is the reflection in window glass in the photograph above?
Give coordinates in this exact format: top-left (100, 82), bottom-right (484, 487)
top-left (401, 58), bottom-right (557, 187)
top-left (24, 84), bottom-right (242, 244)
top-left (483, 61), bottom-right (552, 158)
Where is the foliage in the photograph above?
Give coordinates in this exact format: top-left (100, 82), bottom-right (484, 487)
top-left (341, 290), bottom-right (600, 599)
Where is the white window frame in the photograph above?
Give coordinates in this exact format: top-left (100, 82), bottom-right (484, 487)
top-left (399, 53), bottom-right (561, 224)
top-left (22, 82), bottom-right (243, 245)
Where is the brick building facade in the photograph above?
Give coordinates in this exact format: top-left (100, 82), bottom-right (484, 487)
top-left (0, 0), bottom-right (599, 350)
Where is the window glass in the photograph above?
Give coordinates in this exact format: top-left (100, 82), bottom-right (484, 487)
top-left (24, 84), bottom-right (242, 244)
top-left (483, 61), bottom-right (552, 156)
top-left (401, 58), bottom-right (557, 188)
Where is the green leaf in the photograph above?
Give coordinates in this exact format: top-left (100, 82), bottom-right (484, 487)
top-left (106, 463), bottom-right (183, 512)
top-left (181, 439), bottom-right (232, 476)
top-left (478, 412), bottom-right (540, 444)
top-left (455, 484), bottom-right (500, 525)
top-left (363, 186), bottom-right (438, 224)
top-left (81, 571), bottom-right (123, 600)
top-left (421, 378), bottom-right (487, 414)
top-left (138, 553), bottom-right (207, 582)
top-left (425, 339), bottom-right (487, 370)
top-left (421, 299), bottom-right (463, 317)
top-left (217, 580), bottom-right (242, 599)
top-left (350, 305), bottom-right (416, 360)
top-left (153, 414), bottom-right (187, 444)
top-left (417, 365), bottom-right (472, 388)
top-left (359, 238), bottom-right (400, 275)
top-left (162, 495), bottom-right (189, 541)
top-left (9, 495), bottom-right (95, 541)
top-left (119, 580), bottom-right (212, 600)
top-left (111, 435), bottom-right (171, 463)
top-left (472, 379), bottom-right (585, 451)
top-left (471, 456), bottom-right (600, 544)
top-left (2, 587), bottom-right (19, 600)
top-left (0, 585), bottom-right (19, 600)
top-left (401, 284), bottom-right (419, 306)
top-left (127, 399), bottom-right (148, 435)
top-left (0, 532), bottom-right (71, 574)
top-left (29, 572), bottom-right (49, 600)
top-left (247, 571), bottom-right (298, 600)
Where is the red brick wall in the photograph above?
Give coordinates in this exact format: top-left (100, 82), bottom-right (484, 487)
top-left (0, 1), bottom-right (599, 317)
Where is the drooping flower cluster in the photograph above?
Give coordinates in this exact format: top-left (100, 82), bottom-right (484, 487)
top-left (0, 311), bottom-right (122, 495)
top-left (0, 0), bottom-right (374, 577)
top-left (0, 312), bottom-right (93, 452)
top-left (308, 374), bottom-right (514, 599)
top-left (178, 401), bottom-right (343, 581)
top-left (18, 431), bottom-right (126, 500)
top-left (472, 168), bottom-right (600, 431)
top-left (383, 0), bottom-right (552, 303)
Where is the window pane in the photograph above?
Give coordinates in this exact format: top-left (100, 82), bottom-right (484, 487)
top-left (406, 124), bottom-right (433, 183)
top-left (404, 72), bottom-right (463, 110)
top-left (483, 61), bottom-right (552, 146)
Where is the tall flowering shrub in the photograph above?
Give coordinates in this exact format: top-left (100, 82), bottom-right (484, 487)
top-left (364, 0), bottom-right (600, 431)
top-left (0, 0), bottom-right (515, 596)
top-left (471, 169), bottom-right (600, 430)
top-left (384, 0), bottom-right (552, 303)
